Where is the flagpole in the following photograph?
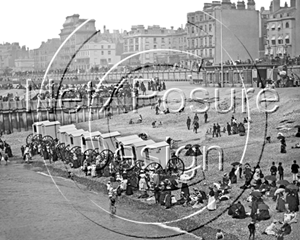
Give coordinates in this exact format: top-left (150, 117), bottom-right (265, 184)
top-left (220, 8), bottom-right (224, 87)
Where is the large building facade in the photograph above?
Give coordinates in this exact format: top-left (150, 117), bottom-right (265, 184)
top-left (187, 0), bottom-right (259, 64)
top-left (265, 0), bottom-right (300, 60)
top-left (122, 25), bottom-right (187, 65)
top-left (0, 42), bottom-right (30, 72)
top-left (33, 38), bottom-right (61, 71)
top-left (74, 40), bottom-right (121, 70)
top-left (58, 14), bottom-right (97, 70)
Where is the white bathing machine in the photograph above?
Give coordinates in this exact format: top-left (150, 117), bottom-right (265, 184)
top-left (57, 124), bottom-right (77, 142)
top-left (80, 131), bottom-right (102, 153)
top-left (141, 141), bottom-right (170, 168)
top-left (98, 131), bottom-right (121, 152)
top-left (41, 121), bottom-right (61, 139)
top-left (32, 120), bottom-right (50, 135)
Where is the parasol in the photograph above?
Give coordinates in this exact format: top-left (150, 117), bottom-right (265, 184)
top-left (286, 184), bottom-right (299, 191)
top-left (274, 188), bottom-right (285, 195)
top-left (258, 203), bottom-right (269, 210)
top-left (250, 191), bottom-right (262, 198)
top-left (184, 144), bottom-right (192, 149)
top-left (277, 180), bottom-right (290, 186)
top-left (265, 175), bottom-right (276, 182)
top-left (231, 162), bottom-right (240, 166)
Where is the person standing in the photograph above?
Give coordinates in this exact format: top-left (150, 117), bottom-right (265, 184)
top-left (193, 113), bottom-right (199, 124)
top-left (186, 116), bottom-right (191, 130)
top-left (204, 111), bottom-right (208, 123)
top-left (21, 145), bottom-right (25, 158)
top-left (216, 123), bottom-right (221, 137)
top-left (207, 187), bottom-right (217, 211)
top-left (248, 220), bottom-right (256, 240)
top-left (278, 162), bottom-right (284, 180)
top-left (239, 164), bottom-right (243, 179)
top-left (227, 122), bottom-right (231, 135)
top-left (193, 121), bottom-right (199, 134)
top-left (212, 124), bottom-right (217, 137)
top-left (270, 162), bottom-right (278, 177)
top-left (291, 160), bottom-right (299, 183)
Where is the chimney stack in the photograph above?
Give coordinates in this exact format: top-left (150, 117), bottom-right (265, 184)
top-left (247, 0), bottom-right (256, 10)
top-left (237, 1), bottom-right (246, 10)
top-left (204, 3), bottom-right (212, 9)
top-left (222, 0), bottom-right (232, 9)
top-left (272, 0), bottom-right (281, 12)
top-left (290, 0), bottom-right (295, 7)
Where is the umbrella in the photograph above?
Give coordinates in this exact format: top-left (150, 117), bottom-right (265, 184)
top-left (184, 144), bottom-right (192, 149)
top-left (286, 184), bottom-right (299, 191)
top-left (258, 203), bottom-right (269, 210)
top-left (250, 191), bottom-right (262, 198)
top-left (265, 175), bottom-right (276, 182)
top-left (277, 180), bottom-right (289, 186)
top-left (231, 162), bottom-right (240, 166)
top-left (274, 188), bottom-right (285, 195)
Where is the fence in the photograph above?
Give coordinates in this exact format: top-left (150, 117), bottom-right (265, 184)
top-left (0, 94), bottom-right (158, 134)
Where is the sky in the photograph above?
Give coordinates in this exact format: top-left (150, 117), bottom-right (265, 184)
top-left (1, 0), bottom-right (273, 50)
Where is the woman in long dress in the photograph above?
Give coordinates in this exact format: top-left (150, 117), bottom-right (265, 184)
top-left (207, 187), bottom-right (216, 211)
top-left (276, 192), bottom-right (286, 212)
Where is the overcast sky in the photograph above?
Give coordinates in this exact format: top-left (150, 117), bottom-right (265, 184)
top-left (1, 0), bottom-right (274, 49)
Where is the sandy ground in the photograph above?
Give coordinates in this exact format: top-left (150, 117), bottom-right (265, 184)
top-left (1, 83), bottom-right (300, 240)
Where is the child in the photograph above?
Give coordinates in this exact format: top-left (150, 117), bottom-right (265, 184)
top-left (248, 220), bottom-right (256, 240)
top-left (216, 229), bottom-right (224, 239)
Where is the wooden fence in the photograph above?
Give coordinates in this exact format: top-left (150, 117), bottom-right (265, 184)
top-left (0, 94), bottom-right (158, 134)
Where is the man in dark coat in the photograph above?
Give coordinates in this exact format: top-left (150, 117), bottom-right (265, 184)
top-left (227, 123), bottom-right (231, 135)
top-left (193, 121), bottom-right (199, 134)
top-left (186, 116), bottom-right (191, 130)
top-left (204, 112), bottom-right (208, 123)
top-left (212, 124), bottom-right (217, 137)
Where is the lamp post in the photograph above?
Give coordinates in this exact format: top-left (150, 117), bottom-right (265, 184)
top-left (283, 44), bottom-right (288, 65)
top-left (267, 45), bottom-right (271, 64)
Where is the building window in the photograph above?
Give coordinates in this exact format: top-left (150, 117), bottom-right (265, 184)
top-left (108, 51), bottom-right (111, 55)
top-left (153, 37), bottom-right (157, 43)
top-left (108, 58), bottom-right (111, 62)
top-left (101, 45), bottom-right (103, 49)
top-left (209, 49), bottom-right (212, 57)
top-left (271, 39), bottom-right (276, 45)
top-left (154, 45), bottom-right (157, 49)
top-left (204, 25), bottom-right (207, 32)
top-left (278, 39), bottom-right (283, 44)
top-left (108, 45), bottom-right (111, 49)
top-left (191, 17), bottom-right (194, 22)
top-left (135, 45), bottom-right (139, 51)
top-left (200, 15), bottom-right (203, 21)
top-left (286, 22), bottom-right (289, 28)
top-left (101, 51), bottom-right (104, 55)
top-left (285, 36), bottom-right (290, 44)
top-left (191, 27), bottom-right (194, 34)
top-left (162, 38), bottom-right (165, 43)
